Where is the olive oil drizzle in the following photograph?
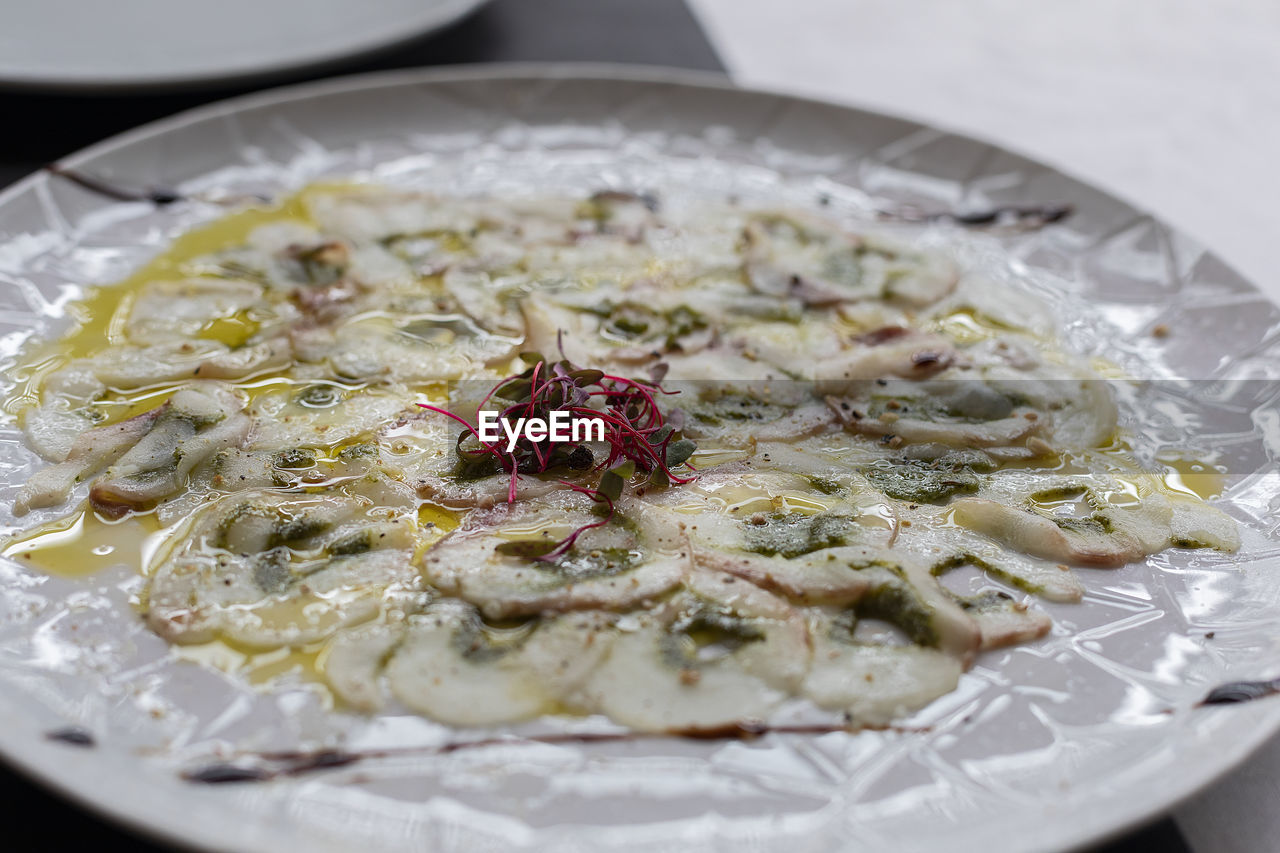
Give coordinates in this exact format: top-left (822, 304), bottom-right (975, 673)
top-left (3, 185), bottom-right (462, 588)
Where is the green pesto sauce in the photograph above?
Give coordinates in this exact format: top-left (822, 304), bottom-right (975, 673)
top-left (661, 603), bottom-right (765, 669)
top-left (931, 552), bottom-right (1049, 597)
top-left (327, 529), bottom-right (373, 557)
top-left (1027, 483), bottom-right (1116, 535)
top-left (862, 459), bottom-right (980, 503)
top-left (450, 609), bottom-right (539, 663)
top-left (743, 511), bottom-right (853, 558)
top-left (854, 577), bottom-right (939, 647)
top-left (543, 546), bottom-right (637, 582)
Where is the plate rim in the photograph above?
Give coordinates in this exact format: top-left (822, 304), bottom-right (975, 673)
top-left (0, 62), bottom-right (1277, 853)
top-left (0, 0), bottom-right (491, 93)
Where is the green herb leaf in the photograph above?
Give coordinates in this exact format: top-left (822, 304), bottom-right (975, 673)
top-left (665, 438), bottom-right (697, 468)
top-left (609, 458), bottom-right (637, 480)
top-left (650, 424), bottom-right (675, 445)
top-left (598, 470), bottom-right (626, 503)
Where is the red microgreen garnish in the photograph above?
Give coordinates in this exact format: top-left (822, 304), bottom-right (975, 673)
top-left (417, 348), bottom-right (696, 561)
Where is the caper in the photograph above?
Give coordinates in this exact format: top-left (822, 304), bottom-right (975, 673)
top-left (296, 384), bottom-right (340, 408)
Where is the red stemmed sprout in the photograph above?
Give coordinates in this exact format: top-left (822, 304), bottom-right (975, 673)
top-left (418, 349), bottom-right (696, 561)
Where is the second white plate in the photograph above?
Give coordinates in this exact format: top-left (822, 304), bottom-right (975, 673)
top-left (0, 0), bottom-right (489, 91)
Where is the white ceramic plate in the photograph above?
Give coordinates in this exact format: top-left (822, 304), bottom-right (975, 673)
top-left (2, 66), bottom-right (1279, 853)
top-left (0, 0), bottom-right (489, 91)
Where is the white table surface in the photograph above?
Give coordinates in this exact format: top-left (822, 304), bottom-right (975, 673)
top-left (688, 1), bottom-right (1280, 849)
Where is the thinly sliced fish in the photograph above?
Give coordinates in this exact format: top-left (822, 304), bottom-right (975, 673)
top-left (323, 620), bottom-right (405, 712)
top-left (385, 601), bottom-right (615, 726)
top-left (1169, 497), bottom-right (1241, 552)
top-left (125, 279), bottom-right (264, 343)
top-left (42, 339), bottom-right (292, 393)
top-left (741, 213), bottom-right (957, 309)
top-left (291, 319), bottom-right (516, 383)
top-left (682, 382), bottom-right (837, 447)
top-left (14, 404), bottom-right (166, 515)
top-left (20, 402), bottom-right (98, 463)
top-left (803, 610), bottom-right (964, 726)
top-left (89, 385), bottom-right (250, 517)
top-left (638, 461), bottom-right (902, 603)
top-left (146, 490), bottom-right (418, 647)
top-left (952, 482), bottom-right (1178, 568)
top-left (957, 591), bottom-right (1053, 650)
top-left (246, 387), bottom-right (411, 451)
top-left (422, 490), bottom-right (690, 618)
top-left (574, 570), bottom-right (810, 731)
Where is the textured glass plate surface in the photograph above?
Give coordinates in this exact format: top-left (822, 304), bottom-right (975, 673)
top-left (0, 66), bottom-right (1278, 853)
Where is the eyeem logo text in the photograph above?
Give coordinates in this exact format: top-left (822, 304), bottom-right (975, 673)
top-left (476, 410), bottom-right (606, 453)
